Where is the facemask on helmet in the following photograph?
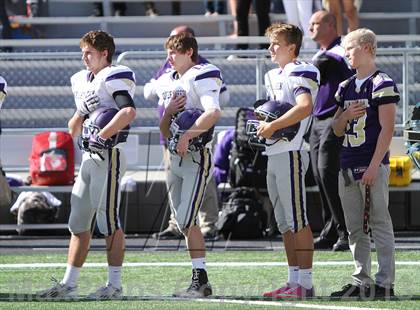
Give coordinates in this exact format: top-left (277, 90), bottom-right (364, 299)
top-left (81, 108), bottom-right (130, 151)
top-left (246, 100), bottom-right (300, 143)
top-left (168, 108), bottom-right (214, 155)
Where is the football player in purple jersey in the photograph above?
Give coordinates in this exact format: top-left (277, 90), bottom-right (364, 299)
top-left (331, 28), bottom-right (399, 299)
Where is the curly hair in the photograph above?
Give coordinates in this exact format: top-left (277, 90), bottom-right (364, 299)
top-left (80, 30), bottom-right (115, 63)
top-left (164, 32), bottom-right (198, 63)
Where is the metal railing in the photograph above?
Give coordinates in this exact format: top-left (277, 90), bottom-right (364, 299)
top-left (117, 47), bottom-right (420, 129)
top-left (1, 48), bottom-right (419, 171)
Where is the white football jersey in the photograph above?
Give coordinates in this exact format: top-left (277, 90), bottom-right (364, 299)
top-left (71, 65), bottom-right (136, 121)
top-left (0, 75), bottom-right (7, 109)
top-left (264, 60), bottom-right (320, 155)
top-left (155, 63), bottom-right (222, 112)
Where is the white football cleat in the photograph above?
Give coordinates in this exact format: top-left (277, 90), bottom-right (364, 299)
top-left (87, 283), bottom-right (123, 300)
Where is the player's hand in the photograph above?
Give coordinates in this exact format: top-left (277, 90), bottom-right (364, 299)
top-left (89, 134), bottom-right (113, 153)
top-left (257, 121), bottom-right (275, 139)
top-left (344, 102), bottom-right (366, 121)
top-left (165, 94), bottom-right (186, 116)
top-left (176, 134), bottom-right (190, 157)
top-left (361, 165), bottom-right (379, 186)
top-left (78, 93), bottom-right (100, 116)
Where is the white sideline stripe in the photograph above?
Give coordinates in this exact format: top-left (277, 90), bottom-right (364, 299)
top-left (195, 298), bottom-right (390, 310)
top-left (1, 261), bottom-right (420, 269)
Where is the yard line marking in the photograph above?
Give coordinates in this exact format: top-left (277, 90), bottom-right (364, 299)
top-left (193, 297), bottom-right (391, 310)
top-left (1, 261), bottom-right (420, 269)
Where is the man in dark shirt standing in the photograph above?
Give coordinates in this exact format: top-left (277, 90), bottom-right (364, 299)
top-left (308, 10), bottom-right (353, 251)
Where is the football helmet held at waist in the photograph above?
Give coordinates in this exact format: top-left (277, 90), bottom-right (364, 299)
top-left (168, 108), bottom-right (214, 155)
top-left (246, 100), bottom-right (300, 142)
top-left (81, 107), bottom-right (130, 152)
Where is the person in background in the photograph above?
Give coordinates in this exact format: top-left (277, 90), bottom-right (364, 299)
top-left (93, 2), bottom-right (127, 16)
top-left (0, 74), bottom-right (10, 208)
top-left (145, 2), bottom-right (158, 16)
top-left (330, 28), bottom-right (398, 298)
top-left (0, 0), bottom-right (12, 52)
top-left (0, 74), bottom-right (7, 136)
top-left (228, 0), bottom-right (238, 36)
top-left (282, 0), bottom-right (316, 49)
top-left (308, 10), bottom-right (353, 251)
top-left (323, 0), bottom-right (360, 35)
top-left (236, 0), bottom-right (271, 49)
top-left (204, 0), bottom-right (225, 15)
top-left (213, 129), bottom-right (234, 186)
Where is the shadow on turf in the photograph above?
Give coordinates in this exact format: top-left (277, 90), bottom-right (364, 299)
top-left (2, 293), bottom-right (420, 302)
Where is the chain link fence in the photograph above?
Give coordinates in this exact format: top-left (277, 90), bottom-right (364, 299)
top-left (1, 49), bottom-right (419, 130)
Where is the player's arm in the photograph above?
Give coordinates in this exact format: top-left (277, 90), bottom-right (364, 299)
top-left (176, 108), bottom-right (220, 157)
top-left (144, 78), bottom-right (158, 101)
top-left (176, 75), bottom-right (221, 156)
top-left (98, 91), bottom-right (136, 139)
top-left (159, 94), bottom-right (186, 139)
top-left (183, 108), bottom-right (221, 141)
top-left (331, 107), bottom-right (346, 137)
top-left (332, 102), bottom-right (366, 137)
top-left (184, 74), bottom-right (222, 139)
top-left (68, 112), bottom-right (84, 138)
top-left (258, 93), bottom-right (312, 139)
top-left (362, 103), bottom-right (396, 185)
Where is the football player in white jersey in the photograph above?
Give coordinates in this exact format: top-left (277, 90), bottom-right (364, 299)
top-left (38, 30), bottom-right (136, 300)
top-left (158, 32), bottom-right (221, 298)
top-left (256, 23), bottom-right (320, 299)
top-left (144, 25), bottom-right (227, 241)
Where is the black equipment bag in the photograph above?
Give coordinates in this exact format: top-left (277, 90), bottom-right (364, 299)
top-left (228, 108), bottom-right (267, 189)
top-left (216, 187), bottom-right (267, 239)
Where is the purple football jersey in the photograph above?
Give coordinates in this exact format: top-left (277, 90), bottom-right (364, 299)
top-left (335, 70), bottom-right (400, 170)
top-left (312, 37), bottom-right (354, 118)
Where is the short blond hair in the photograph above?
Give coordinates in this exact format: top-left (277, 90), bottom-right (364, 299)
top-left (265, 23), bottom-right (302, 57)
top-left (343, 28), bottom-right (377, 55)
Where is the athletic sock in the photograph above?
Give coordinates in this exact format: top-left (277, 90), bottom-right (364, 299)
top-left (108, 265), bottom-right (122, 289)
top-left (191, 257), bottom-right (206, 270)
top-left (287, 266), bottom-right (299, 286)
top-left (62, 264), bottom-right (80, 288)
top-left (298, 268), bottom-right (313, 289)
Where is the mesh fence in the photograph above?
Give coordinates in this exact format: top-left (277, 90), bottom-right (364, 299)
top-left (0, 49), bottom-right (419, 130)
